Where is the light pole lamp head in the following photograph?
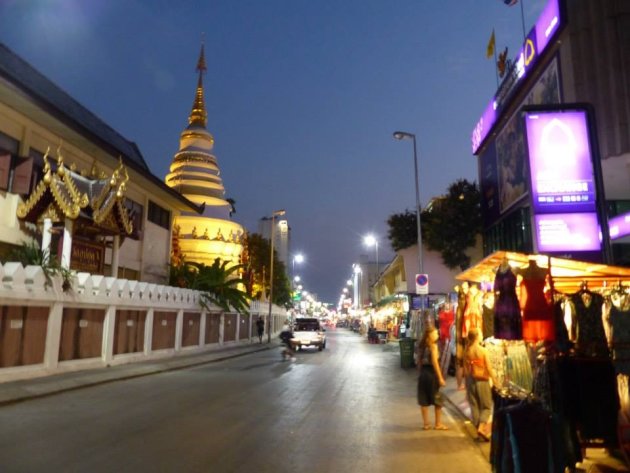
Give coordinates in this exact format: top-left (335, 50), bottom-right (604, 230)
top-left (293, 253), bottom-right (304, 264)
top-left (364, 234), bottom-right (377, 247)
top-left (272, 209), bottom-right (286, 217)
top-left (393, 131), bottom-right (415, 141)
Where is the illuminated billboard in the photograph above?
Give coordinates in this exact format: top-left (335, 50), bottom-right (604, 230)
top-left (524, 109), bottom-right (596, 214)
top-left (534, 213), bottom-right (601, 252)
top-left (471, 0), bottom-right (563, 154)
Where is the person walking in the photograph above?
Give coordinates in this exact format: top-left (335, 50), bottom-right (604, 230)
top-left (463, 327), bottom-right (497, 441)
top-left (417, 326), bottom-right (448, 430)
top-left (256, 316), bottom-right (265, 343)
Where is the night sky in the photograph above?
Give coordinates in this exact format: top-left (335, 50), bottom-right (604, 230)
top-left (1, 0), bottom-right (547, 303)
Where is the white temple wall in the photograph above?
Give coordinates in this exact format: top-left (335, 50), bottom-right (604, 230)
top-left (0, 263), bottom-right (286, 383)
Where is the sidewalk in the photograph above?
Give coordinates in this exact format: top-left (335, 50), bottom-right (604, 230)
top-left (0, 342), bottom-right (274, 406)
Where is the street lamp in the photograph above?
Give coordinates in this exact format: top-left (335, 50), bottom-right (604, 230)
top-left (353, 264), bottom-right (362, 310)
top-left (393, 131), bottom-right (423, 275)
top-left (292, 253), bottom-right (304, 275)
top-left (363, 234), bottom-right (379, 279)
top-left (267, 209), bottom-right (286, 343)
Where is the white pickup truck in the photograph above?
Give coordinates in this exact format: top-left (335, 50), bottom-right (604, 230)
top-left (292, 318), bottom-right (327, 351)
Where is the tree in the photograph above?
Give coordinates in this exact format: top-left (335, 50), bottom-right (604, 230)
top-left (422, 179), bottom-right (481, 270)
top-left (386, 178), bottom-right (481, 270)
top-left (387, 210), bottom-right (420, 252)
top-left (242, 233), bottom-right (292, 307)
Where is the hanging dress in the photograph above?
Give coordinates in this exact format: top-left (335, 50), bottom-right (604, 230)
top-left (493, 266), bottom-right (523, 340)
top-left (570, 291), bottom-right (608, 358)
top-left (519, 272), bottom-right (555, 342)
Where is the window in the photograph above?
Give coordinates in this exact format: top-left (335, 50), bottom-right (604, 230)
top-left (125, 198), bottom-right (144, 239)
top-left (483, 207), bottom-right (532, 255)
top-left (147, 200), bottom-right (170, 230)
top-left (0, 131), bottom-right (19, 192)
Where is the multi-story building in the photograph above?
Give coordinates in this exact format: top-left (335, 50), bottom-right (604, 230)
top-left (473, 0), bottom-right (630, 265)
top-left (258, 215), bottom-right (290, 269)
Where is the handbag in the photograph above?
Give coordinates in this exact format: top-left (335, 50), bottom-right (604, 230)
top-left (469, 358), bottom-right (489, 381)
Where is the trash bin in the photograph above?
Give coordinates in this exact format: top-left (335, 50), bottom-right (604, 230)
top-left (399, 338), bottom-right (416, 369)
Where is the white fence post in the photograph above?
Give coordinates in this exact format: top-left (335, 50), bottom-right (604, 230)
top-left (44, 302), bottom-right (63, 369)
top-left (102, 305), bottom-right (117, 364)
top-left (144, 308), bottom-right (154, 355)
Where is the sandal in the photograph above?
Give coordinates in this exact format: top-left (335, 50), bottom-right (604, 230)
top-left (434, 425), bottom-right (449, 431)
top-left (422, 425), bottom-right (432, 430)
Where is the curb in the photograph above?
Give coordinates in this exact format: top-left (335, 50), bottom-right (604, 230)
top-left (0, 344), bottom-right (274, 407)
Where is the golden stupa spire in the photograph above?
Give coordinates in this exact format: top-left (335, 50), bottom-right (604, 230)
top-left (188, 38), bottom-right (208, 128)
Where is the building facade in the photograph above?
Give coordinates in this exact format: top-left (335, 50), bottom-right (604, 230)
top-left (473, 0), bottom-right (630, 265)
top-left (0, 42), bottom-right (200, 283)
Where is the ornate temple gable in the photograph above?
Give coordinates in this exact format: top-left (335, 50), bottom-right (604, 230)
top-left (90, 158), bottom-right (133, 235)
top-left (17, 149), bottom-right (133, 236)
top-left (17, 147), bottom-right (89, 223)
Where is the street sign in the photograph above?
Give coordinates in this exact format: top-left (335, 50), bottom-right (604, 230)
top-left (415, 273), bottom-right (429, 295)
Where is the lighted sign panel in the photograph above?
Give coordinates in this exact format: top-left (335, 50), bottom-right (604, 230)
top-left (524, 110), bottom-right (596, 214)
top-left (471, 0), bottom-right (562, 154)
top-left (534, 213), bottom-right (601, 252)
top-left (609, 211), bottom-right (630, 240)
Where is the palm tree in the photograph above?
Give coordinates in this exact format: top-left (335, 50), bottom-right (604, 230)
top-left (170, 257), bottom-right (250, 315)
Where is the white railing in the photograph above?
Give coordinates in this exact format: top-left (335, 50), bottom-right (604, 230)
top-left (0, 263), bottom-right (286, 383)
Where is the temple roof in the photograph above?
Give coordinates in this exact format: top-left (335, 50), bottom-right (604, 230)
top-left (0, 42), bottom-right (203, 215)
top-left (0, 43), bottom-right (150, 172)
top-left (17, 149), bottom-right (134, 236)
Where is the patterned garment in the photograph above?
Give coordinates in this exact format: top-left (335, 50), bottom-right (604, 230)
top-left (506, 343), bottom-right (533, 392)
top-left (493, 267), bottom-right (523, 340)
top-left (485, 339), bottom-right (507, 388)
top-left (570, 291), bottom-right (608, 358)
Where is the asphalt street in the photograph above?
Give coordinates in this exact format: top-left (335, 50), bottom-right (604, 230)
top-left (0, 330), bottom-right (491, 473)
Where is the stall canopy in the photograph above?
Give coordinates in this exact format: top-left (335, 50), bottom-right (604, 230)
top-left (456, 251), bottom-right (630, 293)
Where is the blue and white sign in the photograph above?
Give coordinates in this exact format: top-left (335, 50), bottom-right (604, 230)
top-left (415, 273), bottom-right (429, 295)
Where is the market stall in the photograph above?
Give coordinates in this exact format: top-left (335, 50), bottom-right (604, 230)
top-left (454, 251), bottom-right (630, 472)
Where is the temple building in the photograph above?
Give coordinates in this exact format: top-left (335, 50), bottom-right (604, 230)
top-left (165, 45), bottom-right (244, 267)
top-left (0, 42), bottom-right (201, 282)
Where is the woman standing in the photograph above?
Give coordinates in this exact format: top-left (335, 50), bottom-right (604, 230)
top-left (417, 326), bottom-right (448, 430)
top-left (464, 328), bottom-right (497, 440)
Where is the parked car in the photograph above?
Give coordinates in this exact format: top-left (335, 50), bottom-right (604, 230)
top-left (292, 318), bottom-right (327, 351)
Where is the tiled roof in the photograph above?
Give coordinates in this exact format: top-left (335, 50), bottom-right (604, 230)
top-left (0, 42), bottom-right (149, 171)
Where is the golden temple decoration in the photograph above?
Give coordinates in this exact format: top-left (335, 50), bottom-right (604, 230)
top-left (17, 146), bottom-right (89, 221)
top-left (91, 157), bottom-right (133, 234)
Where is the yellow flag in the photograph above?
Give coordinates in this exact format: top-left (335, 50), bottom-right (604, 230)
top-left (486, 30), bottom-right (496, 59)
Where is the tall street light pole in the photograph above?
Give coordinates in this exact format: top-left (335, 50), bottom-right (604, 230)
top-left (393, 131), bottom-right (423, 275)
top-left (363, 234), bottom-right (379, 278)
top-left (267, 209), bottom-right (285, 343)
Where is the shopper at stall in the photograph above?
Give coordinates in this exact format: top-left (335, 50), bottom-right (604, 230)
top-left (464, 328), bottom-right (497, 441)
top-left (493, 256), bottom-right (522, 340)
top-left (417, 326), bottom-right (448, 431)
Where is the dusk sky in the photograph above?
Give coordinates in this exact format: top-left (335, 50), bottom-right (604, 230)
top-left (1, 0), bottom-right (547, 302)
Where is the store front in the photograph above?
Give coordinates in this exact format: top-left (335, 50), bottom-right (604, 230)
top-left (454, 250), bottom-right (630, 471)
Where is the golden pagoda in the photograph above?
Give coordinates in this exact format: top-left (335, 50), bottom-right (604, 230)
top-left (165, 44), bottom-right (244, 267)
